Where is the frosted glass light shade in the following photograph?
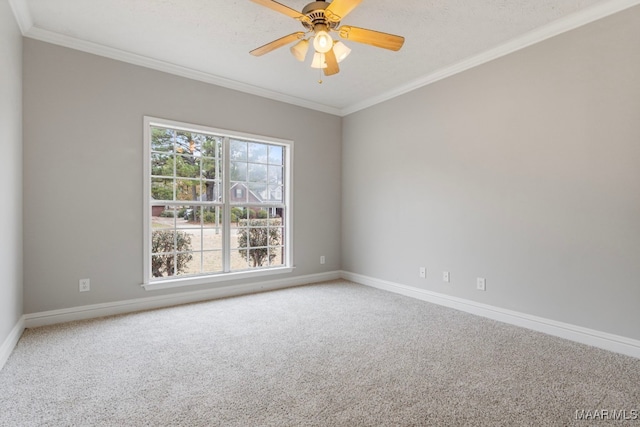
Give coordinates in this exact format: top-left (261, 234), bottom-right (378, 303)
top-left (313, 30), bottom-right (332, 53)
top-left (333, 41), bottom-right (351, 63)
top-left (290, 39), bottom-right (309, 62)
top-left (311, 52), bottom-right (327, 69)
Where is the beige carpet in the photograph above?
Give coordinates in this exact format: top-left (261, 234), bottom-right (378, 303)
top-left (0, 281), bottom-right (638, 426)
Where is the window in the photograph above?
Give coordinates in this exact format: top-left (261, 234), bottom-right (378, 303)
top-left (143, 117), bottom-right (292, 290)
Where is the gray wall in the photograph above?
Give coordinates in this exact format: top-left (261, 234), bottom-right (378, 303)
top-left (342, 6), bottom-right (640, 340)
top-left (0, 1), bottom-right (23, 342)
top-left (19, 5), bottom-right (640, 343)
top-left (23, 39), bottom-right (342, 313)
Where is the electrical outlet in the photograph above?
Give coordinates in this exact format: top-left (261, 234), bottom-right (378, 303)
top-left (79, 278), bottom-right (90, 292)
top-left (320, 256), bottom-right (326, 265)
top-left (419, 267), bottom-right (426, 279)
top-left (477, 277), bottom-right (486, 291)
top-left (443, 271), bottom-right (450, 283)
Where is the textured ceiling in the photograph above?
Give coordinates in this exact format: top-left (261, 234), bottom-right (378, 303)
top-left (11, 0), bottom-right (639, 115)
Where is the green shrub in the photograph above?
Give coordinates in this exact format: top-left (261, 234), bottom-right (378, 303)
top-left (237, 218), bottom-right (282, 267)
top-left (151, 230), bottom-right (192, 277)
top-left (231, 207), bottom-right (245, 223)
top-left (151, 185), bottom-right (172, 201)
top-left (159, 210), bottom-right (175, 218)
top-left (203, 211), bottom-right (217, 223)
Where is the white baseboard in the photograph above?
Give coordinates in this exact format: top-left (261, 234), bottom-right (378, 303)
top-left (341, 271), bottom-right (640, 359)
top-left (0, 316), bottom-right (25, 372)
top-left (14, 270), bottom-right (638, 367)
top-left (24, 271), bottom-right (341, 328)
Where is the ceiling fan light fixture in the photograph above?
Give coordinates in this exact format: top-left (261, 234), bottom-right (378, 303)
top-left (249, 0), bottom-right (405, 78)
top-left (290, 39), bottom-right (309, 62)
top-left (311, 52), bottom-right (327, 69)
top-left (333, 41), bottom-right (351, 63)
top-left (313, 30), bottom-right (333, 53)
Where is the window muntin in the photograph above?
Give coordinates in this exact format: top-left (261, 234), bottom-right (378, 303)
top-left (144, 118), bottom-right (291, 287)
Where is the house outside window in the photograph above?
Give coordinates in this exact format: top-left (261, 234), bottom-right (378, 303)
top-left (143, 117), bottom-right (293, 290)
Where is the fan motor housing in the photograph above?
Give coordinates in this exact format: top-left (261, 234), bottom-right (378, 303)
top-left (301, 1), bottom-right (340, 30)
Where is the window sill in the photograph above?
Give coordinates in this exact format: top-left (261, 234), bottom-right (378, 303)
top-left (141, 267), bottom-right (295, 291)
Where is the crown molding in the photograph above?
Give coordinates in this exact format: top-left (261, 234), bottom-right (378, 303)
top-left (7, 0), bottom-right (33, 34)
top-left (23, 26), bottom-right (342, 116)
top-left (339, 0), bottom-right (640, 116)
top-left (11, 0), bottom-right (640, 117)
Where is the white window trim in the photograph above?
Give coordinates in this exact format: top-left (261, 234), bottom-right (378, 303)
top-left (142, 116), bottom-right (294, 290)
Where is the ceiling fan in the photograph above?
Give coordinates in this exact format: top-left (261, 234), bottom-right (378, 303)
top-left (250, 0), bottom-right (405, 79)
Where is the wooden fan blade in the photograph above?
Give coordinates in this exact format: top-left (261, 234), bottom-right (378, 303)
top-left (250, 0), bottom-right (311, 24)
top-left (338, 26), bottom-right (405, 51)
top-left (324, 0), bottom-right (362, 23)
top-left (250, 32), bottom-right (305, 56)
top-left (323, 48), bottom-right (340, 76)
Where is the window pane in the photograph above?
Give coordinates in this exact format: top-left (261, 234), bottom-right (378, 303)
top-left (176, 179), bottom-right (203, 201)
top-left (230, 249), bottom-right (249, 270)
top-left (151, 153), bottom-right (172, 177)
top-left (203, 251), bottom-right (223, 273)
top-left (230, 139), bottom-right (247, 162)
top-left (253, 186), bottom-right (266, 202)
top-left (151, 178), bottom-right (174, 201)
top-left (178, 205), bottom-right (200, 224)
top-left (151, 227), bottom-right (195, 277)
top-left (174, 247), bottom-right (195, 277)
top-left (268, 145), bottom-right (283, 165)
top-left (175, 131), bottom-right (204, 156)
top-left (269, 246), bottom-right (284, 267)
top-left (267, 186), bottom-right (283, 203)
top-left (268, 166), bottom-right (283, 185)
top-left (230, 184), bottom-right (248, 203)
top-left (202, 157), bottom-right (219, 181)
top-left (203, 136), bottom-right (222, 159)
top-left (152, 254), bottom-right (175, 277)
top-left (272, 227), bottom-right (284, 250)
top-left (231, 218), bottom-right (247, 251)
top-left (230, 162), bottom-right (247, 182)
top-left (248, 164), bottom-right (268, 183)
top-left (184, 251), bottom-right (202, 276)
top-left (201, 206), bottom-right (222, 227)
top-left (248, 249), bottom-right (266, 268)
top-left (248, 183), bottom-right (267, 202)
top-left (202, 228), bottom-right (222, 251)
top-left (153, 229), bottom-right (179, 254)
top-left (175, 155), bottom-right (200, 179)
top-left (230, 206), bottom-right (247, 225)
top-left (151, 127), bottom-right (174, 153)
top-left (151, 206), bottom-right (177, 228)
top-left (203, 180), bottom-right (220, 202)
top-left (248, 142), bottom-right (268, 163)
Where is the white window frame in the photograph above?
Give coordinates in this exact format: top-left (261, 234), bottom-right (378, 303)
top-left (142, 116), bottom-right (294, 290)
